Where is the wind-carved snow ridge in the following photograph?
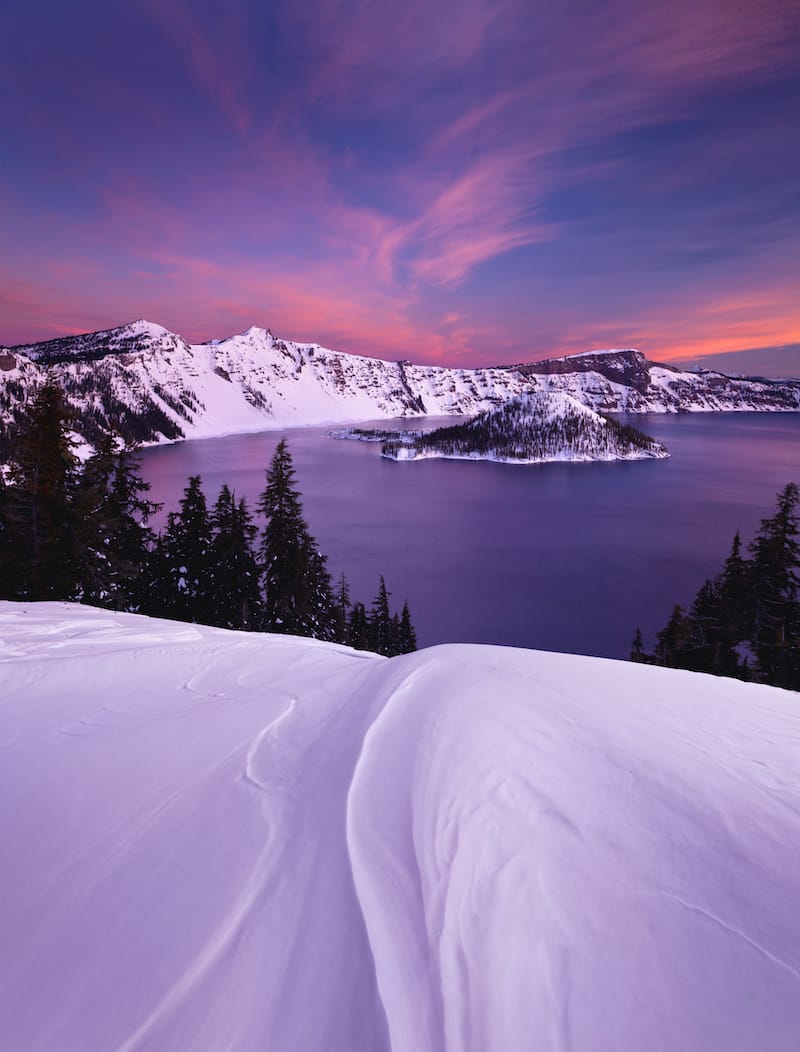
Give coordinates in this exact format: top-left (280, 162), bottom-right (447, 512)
top-left (345, 646), bottom-right (800, 1052)
top-left (3, 604), bottom-right (800, 1051)
top-left (1, 324), bottom-right (799, 454)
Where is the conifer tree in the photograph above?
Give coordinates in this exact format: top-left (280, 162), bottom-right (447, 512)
top-left (369, 575), bottom-right (394, 655)
top-left (717, 531), bottom-right (751, 640)
top-left (209, 486), bottom-right (261, 630)
top-left (0, 472), bottom-right (13, 600)
top-left (390, 612), bottom-right (401, 655)
top-left (3, 382), bottom-right (82, 599)
top-left (686, 579), bottom-right (727, 674)
top-left (630, 627), bottom-right (647, 663)
top-left (77, 434), bottom-right (158, 609)
top-left (749, 482), bottom-right (800, 688)
top-left (333, 573), bottom-right (351, 644)
top-left (257, 439), bottom-right (335, 638)
top-left (304, 545), bottom-right (337, 641)
top-left (347, 601), bottom-right (370, 650)
top-left (397, 601), bottom-right (418, 653)
top-left (146, 475), bottom-right (213, 623)
top-left (653, 604), bottom-right (694, 669)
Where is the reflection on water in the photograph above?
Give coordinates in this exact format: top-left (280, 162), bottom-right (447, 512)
top-left (138, 413), bottom-right (800, 659)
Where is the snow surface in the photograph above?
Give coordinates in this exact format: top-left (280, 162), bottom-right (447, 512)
top-left (2, 602), bottom-right (800, 1050)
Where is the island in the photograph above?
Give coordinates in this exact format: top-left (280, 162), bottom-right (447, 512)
top-left (334, 392), bottom-right (669, 464)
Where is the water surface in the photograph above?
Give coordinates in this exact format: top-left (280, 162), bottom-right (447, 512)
top-left (138, 414), bottom-right (800, 658)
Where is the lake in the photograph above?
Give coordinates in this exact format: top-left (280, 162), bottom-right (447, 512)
top-left (138, 414), bottom-right (800, 659)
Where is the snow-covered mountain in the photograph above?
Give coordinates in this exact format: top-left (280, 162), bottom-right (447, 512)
top-left (1, 321), bottom-right (799, 451)
top-left (518, 346), bottom-right (800, 412)
top-left (2, 602), bottom-right (800, 1051)
top-left (377, 390), bottom-right (670, 463)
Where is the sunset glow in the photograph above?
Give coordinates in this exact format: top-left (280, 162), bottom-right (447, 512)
top-left (1, 0), bottom-right (798, 368)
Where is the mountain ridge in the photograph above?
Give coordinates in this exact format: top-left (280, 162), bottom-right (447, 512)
top-left (2, 321), bottom-right (799, 453)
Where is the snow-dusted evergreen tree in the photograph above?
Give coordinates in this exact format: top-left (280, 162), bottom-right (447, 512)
top-left (2, 382), bottom-right (82, 600)
top-left (347, 601), bottom-right (370, 650)
top-left (333, 573), bottom-right (351, 644)
top-left (749, 483), bottom-right (800, 689)
top-left (369, 576), bottom-right (394, 655)
top-left (397, 601), bottom-right (417, 654)
top-left (257, 439), bottom-right (335, 638)
top-left (209, 486), bottom-right (262, 630)
top-left (147, 475), bottom-right (213, 624)
top-left (0, 472), bottom-right (11, 599)
top-left (77, 434), bottom-right (158, 609)
top-left (304, 546), bottom-right (337, 641)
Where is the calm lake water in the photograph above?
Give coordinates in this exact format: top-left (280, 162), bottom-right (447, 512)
top-left (138, 414), bottom-right (800, 659)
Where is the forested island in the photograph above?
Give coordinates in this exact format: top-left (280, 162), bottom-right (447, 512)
top-left (338, 392), bottom-right (669, 464)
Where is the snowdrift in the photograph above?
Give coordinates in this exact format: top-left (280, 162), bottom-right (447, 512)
top-left (1, 603), bottom-right (800, 1051)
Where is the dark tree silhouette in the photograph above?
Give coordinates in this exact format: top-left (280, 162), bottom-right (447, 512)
top-left (2, 382), bottom-right (82, 600)
top-left (257, 439), bottom-right (335, 639)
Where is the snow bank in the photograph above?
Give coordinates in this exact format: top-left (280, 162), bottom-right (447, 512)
top-left (2, 603), bottom-right (800, 1050)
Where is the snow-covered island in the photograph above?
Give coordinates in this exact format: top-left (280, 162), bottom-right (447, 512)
top-left (359, 392), bottom-right (670, 463)
top-left (2, 601), bottom-right (800, 1050)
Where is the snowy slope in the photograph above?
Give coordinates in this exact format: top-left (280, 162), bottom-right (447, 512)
top-left (2, 602), bottom-right (800, 1051)
top-left (1, 323), bottom-right (799, 452)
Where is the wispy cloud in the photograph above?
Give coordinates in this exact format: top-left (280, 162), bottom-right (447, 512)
top-left (139, 0), bottom-right (253, 137)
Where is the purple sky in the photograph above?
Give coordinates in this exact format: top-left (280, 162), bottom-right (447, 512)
top-left (1, 0), bottom-right (799, 367)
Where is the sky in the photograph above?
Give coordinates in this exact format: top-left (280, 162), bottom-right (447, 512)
top-left (1, 0), bottom-right (799, 369)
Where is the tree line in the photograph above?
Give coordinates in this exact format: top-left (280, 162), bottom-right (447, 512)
top-left (631, 482), bottom-right (800, 692)
top-left (0, 382), bottom-right (417, 656)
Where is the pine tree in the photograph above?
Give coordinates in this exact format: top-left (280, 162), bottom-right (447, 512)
top-left (653, 604), bottom-right (694, 669)
top-left (0, 471), bottom-right (13, 600)
top-left (333, 573), bottom-right (351, 644)
top-left (347, 601), bottom-right (370, 650)
top-left (209, 486), bottom-right (261, 630)
top-left (716, 531), bottom-right (752, 647)
top-left (77, 434), bottom-right (158, 609)
top-left (304, 545), bottom-right (337, 641)
top-left (686, 579), bottom-right (725, 674)
top-left (397, 601), bottom-right (418, 653)
top-left (369, 575), bottom-right (394, 655)
top-left (749, 483), bottom-right (800, 688)
top-left (146, 475), bottom-right (213, 623)
top-left (3, 382), bottom-right (82, 599)
top-left (390, 612), bottom-right (401, 656)
top-left (257, 439), bottom-right (335, 638)
top-left (630, 627), bottom-right (648, 663)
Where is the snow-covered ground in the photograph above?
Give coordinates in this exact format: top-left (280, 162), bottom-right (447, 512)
top-left (2, 602), bottom-right (800, 1051)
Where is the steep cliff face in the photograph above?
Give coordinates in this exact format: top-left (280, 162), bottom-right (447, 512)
top-left (1, 323), bottom-right (798, 452)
